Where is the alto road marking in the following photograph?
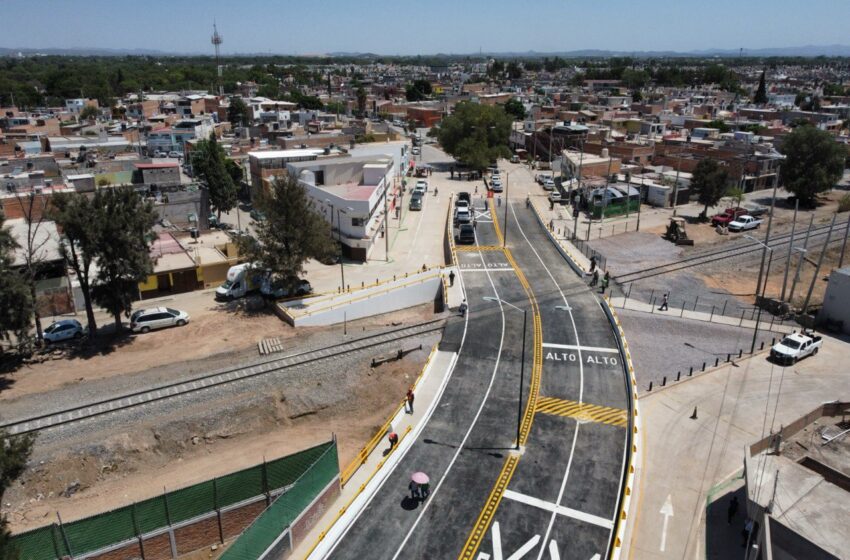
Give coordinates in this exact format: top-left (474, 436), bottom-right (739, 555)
top-left (502, 490), bottom-right (615, 530)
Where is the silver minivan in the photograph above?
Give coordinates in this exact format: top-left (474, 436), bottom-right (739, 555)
top-left (130, 307), bottom-right (190, 333)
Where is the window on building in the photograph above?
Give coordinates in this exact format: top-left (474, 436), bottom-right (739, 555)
top-left (351, 217), bottom-right (365, 227)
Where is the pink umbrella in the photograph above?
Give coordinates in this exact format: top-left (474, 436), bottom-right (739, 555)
top-left (411, 472), bottom-right (429, 484)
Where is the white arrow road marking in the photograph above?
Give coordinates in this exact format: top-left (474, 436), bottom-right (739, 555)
top-left (660, 494), bottom-right (674, 552)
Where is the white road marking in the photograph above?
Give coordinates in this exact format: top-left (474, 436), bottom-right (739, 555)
top-left (659, 494), bottom-right (674, 552)
top-left (389, 228), bottom-right (510, 560)
top-left (548, 540), bottom-right (560, 560)
top-left (460, 268), bottom-right (516, 272)
top-left (503, 490), bottom-right (615, 530)
top-left (542, 343), bottom-right (619, 353)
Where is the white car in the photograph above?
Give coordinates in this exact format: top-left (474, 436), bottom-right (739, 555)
top-left (770, 332), bottom-right (822, 364)
top-left (413, 184), bottom-right (426, 197)
top-left (454, 207), bottom-right (472, 225)
top-left (549, 191), bottom-right (562, 203)
top-left (542, 177), bottom-right (556, 190)
top-left (411, 147), bottom-right (420, 156)
top-left (728, 215), bottom-right (763, 232)
top-left (416, 179), bottom-right (428, 192)
top-left (43, 319), bottom-right (85, 343)
top-left (455, 200), bottom-right (470, 210)
top-left (168, 151), bottom-right (182, 158)
top-left (490, 178), bottom-right (503, 192)
top-left (130, 307), bottom-right (190, 333)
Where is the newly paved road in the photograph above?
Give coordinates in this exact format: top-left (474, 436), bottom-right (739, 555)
top-left (326, 198), bottom-right (630, 560)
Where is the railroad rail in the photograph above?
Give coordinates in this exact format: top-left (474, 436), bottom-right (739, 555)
top-left (613, 218), bottom-right (849, 284)
top-left (0, 319), bottom-right (445, 436)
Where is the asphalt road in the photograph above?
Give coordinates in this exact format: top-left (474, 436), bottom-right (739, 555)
top-left (326, 197), bottom-right (630, 560)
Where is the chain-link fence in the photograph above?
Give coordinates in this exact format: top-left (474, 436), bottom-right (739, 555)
top-left (12, 440), bottom-right (335, 560)
top-left (220, 441), bottom-right (340, 560)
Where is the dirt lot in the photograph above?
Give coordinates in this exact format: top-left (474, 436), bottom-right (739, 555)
top-left (4, 331), bottom-right (436, 532)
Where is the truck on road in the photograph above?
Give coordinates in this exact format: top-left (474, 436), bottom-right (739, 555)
top-left (770, 332), bottom-right (822, 364)
top-left (727, 215), bottom-right (762, 232)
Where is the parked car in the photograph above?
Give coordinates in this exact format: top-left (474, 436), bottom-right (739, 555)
top-left (130, 307), bottom-right (190, 333)
top-left (711, 207), bottom-right (747, 226)
top-left (770, 332), bottom-right (822, 364)
top-left (542, 177), bottom-right (556, 191)
top-left (409, 194), bottom-right (423, 211)
top-left (411, 147), bottom-right (420, 156)
top-left (728, 215), bottom-right (762, 232)
top-left (510, 155), bottom-right (520, 163)
top-left (154, 151), bottom-right (167, 158)
top-left (250, 209), bottom-right (266, 221)
top-left (490, 178), bottom-right (503, 192)
top-left (549, 191), bottom-right (562, 203)
top-left (168, 151), bottom-right (182, 158)
top-left (457, 224), bottom-right (476, 244)
top-left (263, 277), bottom-right (312, 300)
top-left (43, 319), bottom-right (85, 344)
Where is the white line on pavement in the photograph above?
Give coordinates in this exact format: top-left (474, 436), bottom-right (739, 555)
top-left (389, 229), bottom-right (509, 560)
top-left (503, 490), bottom-right (615, 530)
top-left (459, 268), bottom-right (515, 273)
top-left (542, 343), bottom-right (619, 354)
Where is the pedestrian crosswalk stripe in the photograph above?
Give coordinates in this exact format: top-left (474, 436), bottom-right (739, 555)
top-left (455, 245), bottom-right (504, 252)
top-left (536, 396), bottom-right (628, 428)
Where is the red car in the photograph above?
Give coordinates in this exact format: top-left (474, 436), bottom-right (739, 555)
top-left (711, 207), bottom-right (748, 226)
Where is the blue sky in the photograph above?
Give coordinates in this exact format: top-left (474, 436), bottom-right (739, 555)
top-left (4, 0), bottom-right (849, 55)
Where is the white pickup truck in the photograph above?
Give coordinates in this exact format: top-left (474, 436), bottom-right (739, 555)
top-left (728, 215), bottom-right (763, 232)
top-left (770, 332), bottom-right (823, 364)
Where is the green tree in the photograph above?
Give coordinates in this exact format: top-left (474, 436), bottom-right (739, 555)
top-left (405, 80), bottom-right (432, 102)
top-left (506, 61), bottom-right (523, 80)
top-left (781, 125), bottom-right (846, 207)
top-left (225, 158), bottom-right (244, 186)
top-left (79, 105), bottom-right (100, 121)
top-left (0, 210), bottom-right (33, 348)
top-left (690, 159), bottom-right (730, 218)
top-left (241, 175), bottom-right (335, 290)
top-left (89, 188), bottom-right (156, 331)
top-left (193, 133), bottom-right (238, 220)
top-left (435, 102), bottom-right (512, 171)
top-left (754, 70), bottom-right (768, 104)
top-left (257, 82), bottom-right (280, 98)
top-left (725, 186), bottom-right (744, 208)
top-left (227, 96), bottom-right (250, 126)
top-left (0, 430), bottom-right (35, 560)
top-left (356, 86), bottom-right (367, 116)
top-left (50, 193), bottom-right (99, 335)
top-left (503, 98), bottom-right (526, 121)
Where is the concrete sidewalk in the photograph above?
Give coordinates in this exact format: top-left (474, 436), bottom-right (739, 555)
top-left (293, 347), bottom-right (458, 560)
top-left (624, 332), bottom-right (849, 560)
top-left (609, 295), bottom-right (794, 332)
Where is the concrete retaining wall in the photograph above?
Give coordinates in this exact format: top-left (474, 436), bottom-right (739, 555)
top-left (280, 271), bottom-right (442, 327)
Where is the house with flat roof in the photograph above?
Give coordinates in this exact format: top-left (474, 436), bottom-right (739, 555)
top-left (287, 155), bottom-right (396, 261)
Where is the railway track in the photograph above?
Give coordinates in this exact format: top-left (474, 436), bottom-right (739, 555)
top-left (0, 319), bottom-right (445, 436)
top-left (613, 218), bottom-right (849, 284)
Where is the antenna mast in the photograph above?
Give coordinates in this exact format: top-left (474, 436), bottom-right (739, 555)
top-left (211, 22), bottom-right (224, 96)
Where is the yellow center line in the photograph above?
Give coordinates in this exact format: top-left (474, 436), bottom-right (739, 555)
top-left (458, 198), bottom-right (542, 560)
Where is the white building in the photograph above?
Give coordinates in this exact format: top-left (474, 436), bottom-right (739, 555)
top-left (287, 155), bottom-right (396, 261)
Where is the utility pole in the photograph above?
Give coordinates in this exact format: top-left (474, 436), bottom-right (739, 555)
top-left (802, 213), bottom-right (836, 315)
top-left (779, 199), bottom-right (798, 302)
top-left (755, 164), bottom-right (781, 299)
top-left (384, 179), bottom-right (389, 261)
top-left (672, 141), bottom-right (683, 216)
top-left (572, 141), bottom-right (584, 240)
top-left (788, 215), bottom-right (814, 306)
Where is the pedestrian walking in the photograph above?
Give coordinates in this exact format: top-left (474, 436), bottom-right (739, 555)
top-left (600, 271), bottom-right (610, 294)
top-left (659, 293), bottom-right (669, 311)
top-left (409, 480), bottom-right (420, 500)
top-left (590, 270), bottom-right (599, 287)
top-left (449, 270), bottom-right (455, 286)
top-left (727, 496), bottom-right (739, 524)
top-left (420, 482), bottom-right (430, 499)
top-left (473, 218), bottom-right (477, 229)
top-left (388, 431), bottom-right (398, 449)
top-left (475, 185), bottom-right (478, 194)
top-left (590, 255), bottom-right (597, 273)
top-left (459, 298), bottom-right (468, 317)
top-left (497, 195), bottom-right (502, 207)
top-left (406, 388), bottom-right (415, 414)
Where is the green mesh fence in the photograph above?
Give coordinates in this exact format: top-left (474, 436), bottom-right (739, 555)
top-left (11, 440), bottom-right (335, 560)
top-left (220, 441), bottom-right (339, 560)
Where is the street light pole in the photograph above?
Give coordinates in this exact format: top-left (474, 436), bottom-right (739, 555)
top-left (746, 235), bottom-right (773, 353)
top-left (337, 208), bottom-right (345, 291)
top-left (483, 296), bottom-right (527, 450)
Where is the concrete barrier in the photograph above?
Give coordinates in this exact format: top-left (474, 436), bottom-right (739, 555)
top-left (279, 270), bottom-right (443, 327)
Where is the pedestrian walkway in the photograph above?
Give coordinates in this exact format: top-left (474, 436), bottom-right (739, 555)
top-left (622, 332), bottom-right (849, 559)
top-left (608, 295), bottom-right (793, 332)
top-left (293, 348), bottom-right (458, 560)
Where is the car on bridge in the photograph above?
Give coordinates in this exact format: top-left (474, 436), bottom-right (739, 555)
top-left (456, 223), bottom-right (475, 244)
